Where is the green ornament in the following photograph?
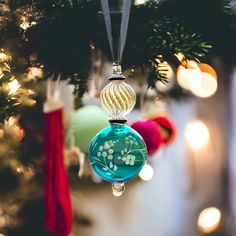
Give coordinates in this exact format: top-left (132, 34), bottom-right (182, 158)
top-left (72, 105), bottom-right (109, 153)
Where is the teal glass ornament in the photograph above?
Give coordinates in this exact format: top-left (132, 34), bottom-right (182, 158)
top-left (89, 63), bottom-right (147, 196)
top-left (89, 123), bottom-right (147, 194)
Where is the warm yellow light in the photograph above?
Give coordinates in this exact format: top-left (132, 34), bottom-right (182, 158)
top-left (0, 216), bottom-right (6, 228)
top-left (7, 116), bottom-right (17, 126)
top-left (177, 60), bottom-right (202, 90)
top-left (191, 73), bottom-right (217, 98)
top-left (0, 51), bottom-right (8, 62)
top-left (20, 21), bottom-right (30, 31)
top-left (191, 64), bottom-right (218, 98)
top-left (4, 116), bottom-right (25, 142)
top-left (28, 66), bottom-right (43, 80)
top-left (20, 16), bottom-right (30, 31)
top-left (16, 166), bottom-right (24, 174)
top-left (135, 0), bottom-right (147, 5)
top-left (185, 120), bottom-right (209, 150)
top-left (8, 79), bottom-right (20, 94)
top-left (197, 207), bottom-right (221, 234)
top-left (139, 163), bottom-right (154, 181)
top-left (0, 129), bottom-right (4, 139)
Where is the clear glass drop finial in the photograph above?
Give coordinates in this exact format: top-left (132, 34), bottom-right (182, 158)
top-left (112, 182), bottom-right (125, 197)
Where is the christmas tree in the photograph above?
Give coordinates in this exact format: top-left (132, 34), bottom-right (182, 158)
top-left (0, 0), bottom-right (235, 235)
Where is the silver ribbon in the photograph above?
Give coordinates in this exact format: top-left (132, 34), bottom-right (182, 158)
top-left (100, 0), bottom-right (132, 63)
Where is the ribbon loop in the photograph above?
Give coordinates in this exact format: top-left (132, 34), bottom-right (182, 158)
top-left (101, 0), bottom-right (131, 63)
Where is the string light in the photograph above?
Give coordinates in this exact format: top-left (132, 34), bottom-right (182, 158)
top-left (0, 49), bottom-right (36, 122)
top-left (139, 163), bottom-right (154, 181)
top-left (27, 66), bottom-right (43, 80)
top-left (0, 62), bottom-right (10, 74)
top-left (16, 5), bottom-right (42, 32)
top-left (185, 120), bottom-right (209, 150)
top-left (16, 165), bottom-right (35, 180)
top-left (7, 116), bottom-right (17, 126)
top-left (8, 79), bottom-right (20, 95)
top-left (197, 207), bottom-right (221, 234)
top-left (0, 50), bottom-right (9, 62)
top-left (89, 42), bottom-right (95, 50)
top-left (16, 166), bottom-right (24, 174)
top-left (4, 117), bottom-right (25, 142)
top-left (134, 0), bottom-right (147, 5)
top-left (26, 89), bottom-right (36, 95)
top-left (20, 20), bottom-right (36, 31)
top-left (20, 16), bottom-right (30, 31)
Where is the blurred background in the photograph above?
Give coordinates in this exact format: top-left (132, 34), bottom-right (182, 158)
top-left (0, 0), bottom-right (235, 236)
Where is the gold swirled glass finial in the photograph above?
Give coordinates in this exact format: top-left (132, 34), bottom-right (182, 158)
top-left (100, 63), bottom-right (136, 121)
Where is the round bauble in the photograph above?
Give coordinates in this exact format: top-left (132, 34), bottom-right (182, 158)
top-left (191, 63), bottom-right (218, 98)
top-left (177, 60), bottom-right (202, 90)
top-left (89, 123), bottom-right (147, 183)
top-left (151, 116), bottom-right (176, 145)
top-left (100, 80), bottom-right (136, 120)
top-left (131, 120), bottom-right (162, 156)
top-left (72, 105), bottom-right (109, 153)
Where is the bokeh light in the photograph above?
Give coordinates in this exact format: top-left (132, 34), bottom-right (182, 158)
top-left (185, 120), bottom-right (209, 150)
top-left (139, 163), bottom-right (154, 181)
top-left (191, 64), bottom-right (218, 98)
top-left (177, 60), bottom-right (202, 90)
top-left (27, 66), bottom-right (43, 80)
top-left (0, 216), bottom-right (6, 228)
top-left (134, 0), bottom-right (147, 5)
top-left (197, 207), bottom-right (222, 234)
top-left (8, 79), bottom-right (20, 94)
top-left (0, 51), bottom-right (8, 62)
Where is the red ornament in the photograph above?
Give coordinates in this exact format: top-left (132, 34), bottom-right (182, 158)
top-left (151, 116), bottom-right (176, 145)
top-left (131, 120), bottom-right (162, 156)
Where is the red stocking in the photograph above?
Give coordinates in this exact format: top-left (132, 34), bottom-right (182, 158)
top-left (43, 108), bottom-right (72, 236)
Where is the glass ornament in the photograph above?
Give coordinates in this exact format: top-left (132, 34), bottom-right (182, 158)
top-left (112, 182), bottom-right (125, 197)
top-left (100, 64), bottom-right (136, 120)
top-left (89, 123), bottom-right (147, 192)
top-left (89, 63), bottom-right (147, 196)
